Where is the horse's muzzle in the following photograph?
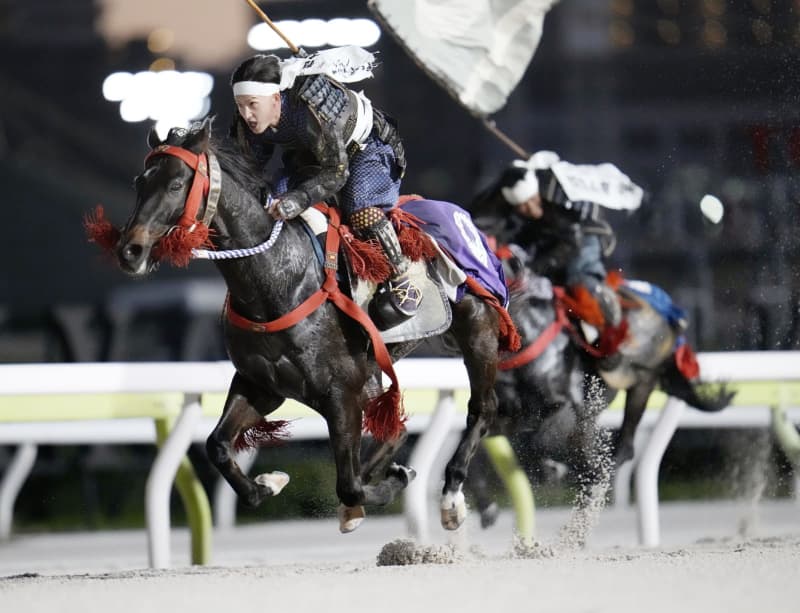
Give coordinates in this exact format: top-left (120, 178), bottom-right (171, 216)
top-left (117, 227), bottom-right (157, 275)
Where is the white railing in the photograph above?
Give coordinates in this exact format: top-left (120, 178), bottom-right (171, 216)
top-left (1, 352), bottom-right (799, 566)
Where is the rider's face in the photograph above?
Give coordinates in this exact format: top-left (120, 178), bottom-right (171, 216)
top-left (235, 93), bottom-right (281, 134)
top-left (517, 193), bottom-right (543, 219)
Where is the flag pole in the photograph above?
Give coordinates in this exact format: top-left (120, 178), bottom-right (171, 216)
top-left (243, 0), bottom-right (302, 55)
top-left (482, 119), bottom-right (530, 159)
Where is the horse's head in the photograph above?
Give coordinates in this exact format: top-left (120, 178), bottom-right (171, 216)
top-left (117, 119), bottom-right (213, 274)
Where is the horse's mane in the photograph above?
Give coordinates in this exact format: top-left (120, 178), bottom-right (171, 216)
top-left (165, 120), bottom-right (269, 201)
top-left (211, 137), bottom-right (270, 199)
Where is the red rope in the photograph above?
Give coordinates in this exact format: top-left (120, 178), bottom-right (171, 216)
top-left (498, 302), bottom-right (569, 370)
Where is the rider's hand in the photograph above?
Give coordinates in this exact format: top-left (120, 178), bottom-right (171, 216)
top-left (268, 194), bottom-right (304, 220)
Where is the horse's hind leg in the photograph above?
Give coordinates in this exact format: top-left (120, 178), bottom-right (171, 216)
top-left (441, 300), bottom-right (500, 530)
top-left (464, 443), bottom-right (501, 529)
top-left (206, 373), bottom-right (287, 508)
top-left (324, 390), bottom-right (414, 533)
top-left (614, 376), bottom-right (657, 465)
top-left (360, 428), bottom-right (409, 483)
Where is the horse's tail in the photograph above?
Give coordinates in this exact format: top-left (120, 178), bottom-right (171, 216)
top-left (659, 358), bottom-right (736, 412)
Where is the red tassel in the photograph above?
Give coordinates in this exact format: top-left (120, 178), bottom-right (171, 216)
top-left (363, 386), bottom-right (407, 442)
top-left (597, 320), bottom-right (629, 356)
top-left (497, 306), bottom-right (522, 353)
top-left (463, 276), bottom-right (521, 353)
top-left (562, 285), bottom-right (606, 328)
top-left (606, 269), bottom-right (625, 290)
top-left (340, 230), bottom-right (392, 283)
top-left (153, 223), bottom-right (212, 267)
top-left (398, 224), bottom-right (438, 262)
top-left (675, 343), bottom-right (700, 381)
top-left (83, 205), bottom-right (121, 255)
top-left (387, 207), bottom-right (439, 262)
top-left (397, 194), bottom-right (424, 205)
top-left (234, 419), bottom-right (292, 452)
top-left (495, 244), bottom-right (514, 260)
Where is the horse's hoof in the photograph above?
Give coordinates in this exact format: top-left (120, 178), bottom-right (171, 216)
top-left (338, 504), bottom-right (366, 533)
top-left (388, 463), bottom-right (416, 487)
top-left (614, 444), bottom-right (635, 466)
top-left (480, 502), bottom-right (499, 529)
top-left (254, 471), bottom-right (290, 496)
top-left (542, 458), bottom-right (569, 483)
top-left (440, 490), bottom-right (467, 530)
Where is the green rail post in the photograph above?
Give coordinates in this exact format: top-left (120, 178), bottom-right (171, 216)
top-left (154, 417), bottom-right (213, 565)
top-left (771, 385), bottom-right (800, 468)
top-left (482, 435), bottom-right (535, 544)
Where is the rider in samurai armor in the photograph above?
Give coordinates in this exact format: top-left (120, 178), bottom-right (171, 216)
top-left (472, 151), bottom-right (646, 367)
top-left (229, 46), bottom-right (420, 328)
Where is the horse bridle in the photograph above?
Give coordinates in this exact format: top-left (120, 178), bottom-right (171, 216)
top-left (144, 144), bottom-right (222, 232)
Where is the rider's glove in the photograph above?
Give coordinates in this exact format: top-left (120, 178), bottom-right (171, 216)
top-left (269, 193), bottom-right (306, 220)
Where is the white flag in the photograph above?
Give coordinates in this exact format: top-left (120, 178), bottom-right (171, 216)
top-left (550, 162), bottom-right (644, 212)
top-left (369, 0), bottom-right (558, 116)
top-left (278, 46), bottom-right (377, 90)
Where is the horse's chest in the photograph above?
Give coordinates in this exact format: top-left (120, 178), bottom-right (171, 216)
top-left (224, 328), bottom-right (338, 400)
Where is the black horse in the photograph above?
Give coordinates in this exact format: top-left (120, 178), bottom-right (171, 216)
top-left (100, 120), bottom-right (509, 533)
top-left (467, 264), bottom-right (734, 527)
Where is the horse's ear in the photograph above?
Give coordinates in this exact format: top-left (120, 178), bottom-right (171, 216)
top-left (147, 126), bottom-right (162, 150)
top-left (184, 116), bottom-right (213, 153)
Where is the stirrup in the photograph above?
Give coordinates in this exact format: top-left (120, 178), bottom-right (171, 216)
top-left (369, 273), bottom-right (423, 330)
top-left (389, 274), bottom-right (422, 316)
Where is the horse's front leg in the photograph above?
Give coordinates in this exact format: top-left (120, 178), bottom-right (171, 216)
top-left (441, 300), bottom-right (500, 530)
top-left (206, 373), bottom-right (287, 508)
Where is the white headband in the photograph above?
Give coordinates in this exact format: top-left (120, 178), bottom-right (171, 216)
top-left (502, 169), bottom-right (539, 206)
top-left (232, 81), bottom-right (281, 97)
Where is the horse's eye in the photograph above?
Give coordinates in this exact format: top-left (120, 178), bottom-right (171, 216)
top-left (169, 181), bottom-right (184, 192)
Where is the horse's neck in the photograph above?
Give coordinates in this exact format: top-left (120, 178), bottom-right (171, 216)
top-left (210, 176), bottom-right (322, 320)
top-left (210, 182), bottom-right (270, 251)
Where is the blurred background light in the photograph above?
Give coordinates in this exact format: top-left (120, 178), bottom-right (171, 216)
top-left (149, 57), bottom-right (176, 72)
top-left (247, 17), bottom-right (381, 51)
top-left (702, 19), bottom-right (727, 48)
top-left (701, 0), bottom-right (726, 18)
top-left (657, 19), bottom-right (681, 45)
top-left (610, 0), bottom-right (633, 18)
top-left (609, 19), bottom-right (635, 47)
top-left (752, 18), bottom-right (773, 45)
top-left (101, 71), bottom-right (133, 101)
top-left (102, 69), bottom-right (214, 137)
top-left (147, 27), bottom-right (174, 54)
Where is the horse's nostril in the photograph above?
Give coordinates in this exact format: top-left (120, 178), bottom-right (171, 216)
top-left (122, 243), bottom-right (143, 263)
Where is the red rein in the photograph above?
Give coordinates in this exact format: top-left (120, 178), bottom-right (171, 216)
top-left (83, 145), bottom-right (213, 267)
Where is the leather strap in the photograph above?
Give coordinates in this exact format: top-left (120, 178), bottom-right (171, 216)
top-left (144, 144), bottom-right (210, 229)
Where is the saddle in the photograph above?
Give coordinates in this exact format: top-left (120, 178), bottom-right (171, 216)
top-left (299, 198), bottom-right (517, 347)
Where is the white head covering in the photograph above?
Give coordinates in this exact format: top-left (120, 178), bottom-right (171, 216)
top-left (501, 150), bottom-right (560, 206)
top-left (232, 46), bottom-right (376, 97)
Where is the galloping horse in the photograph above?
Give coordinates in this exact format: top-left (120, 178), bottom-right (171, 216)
top-left (468, 263), bottom-right (734, 526)
top-left (89, 120), bottom-right (510, 532)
